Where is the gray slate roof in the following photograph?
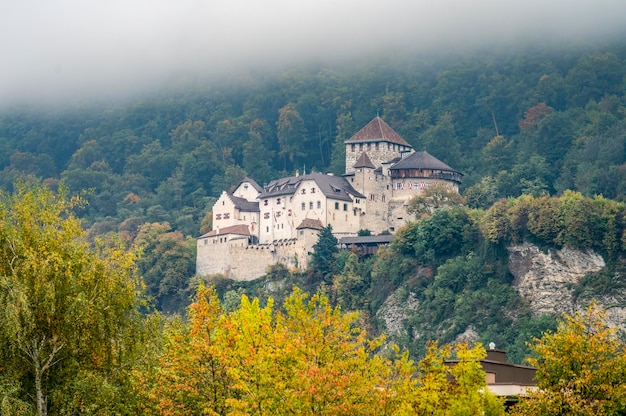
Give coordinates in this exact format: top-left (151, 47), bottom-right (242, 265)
top-left (229, 194), bottom-right (259, 212)
top-left (237, 177), bottom-right (263, 193)
top-left (390, 151), bottom-right (460, 173)
top-left (260, 172), bottom-right (365, 202)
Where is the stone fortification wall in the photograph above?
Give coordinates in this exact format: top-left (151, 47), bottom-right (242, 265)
top-left (198, 234), bottom-right (315, 282)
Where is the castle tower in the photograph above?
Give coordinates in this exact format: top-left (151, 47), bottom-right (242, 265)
top-left (344, 116), bottom-right (412, 174)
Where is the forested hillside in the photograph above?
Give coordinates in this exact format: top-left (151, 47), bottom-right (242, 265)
top-left (1, 39), bottom-right (625, 321)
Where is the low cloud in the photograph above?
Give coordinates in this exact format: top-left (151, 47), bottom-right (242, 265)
top-left (2, 0), bottom-right (625, 106)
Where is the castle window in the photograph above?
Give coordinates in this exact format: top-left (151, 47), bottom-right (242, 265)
top-left (223, 213), bottom-right (230, 219)
top-left (276, 198), bottom-right (281, 204)
top-left (216, 214), bottom-right (222, 220)
top-left (266, 226), bottom-right (269, 232)
top-left (204, 239), bottom-right (208, 245)
top-left (264, 200), bottom-right (268, 206)
top-left (317, 201), bottom-right (321, 209)
top-left (396, 183), bottom-right (402, 190)
top-left (343, 203), bottom-right (347, 211)
top-left (311, 188), bottom-right (315, 193)
top-left (302, 202), bottom-right (306, 210)
top-left (301, 189), bottom-right (306, 194)
top-left (309, 201), bottom-right (313, 209)
top-left (382, 194), bottom-right (386, 202)
top-left (335, 202), bottom-right (339, 210)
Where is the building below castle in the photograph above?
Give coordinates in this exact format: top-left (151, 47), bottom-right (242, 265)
top-left (196, 116), bottom-right (462, 281)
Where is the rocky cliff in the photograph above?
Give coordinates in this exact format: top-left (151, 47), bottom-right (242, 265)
top-left (508, 243), bottom-right (626, 328)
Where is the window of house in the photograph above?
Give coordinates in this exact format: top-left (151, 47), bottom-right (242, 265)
top-left (309, 201), bottom-right (313, 209)
top-left (396, 183), bottom-right (402, 190)
top-left (343, 203), bottom-right (348, 211)
top-left (317, 201), bottom-right (321, 209)
top-left (301, 189), bottom-right (306, 194)
top-left (223, 213), bottom-right (230, 219)
top-left (367, 143), bottom-right (371, 150)
top-left (351, 144), bottom-right (355, 152)
top-left (216, 214), bottom-right (222, 220)
top-left (264, 200), bottom-right (268, 206)
top-left (276, 198), bottom-right (281, 204)
top-left (311, 188), bottom-right (315, 193)
top-left (301, 202), bottom-right (306, 210)
top-left (335, 202), bottom-right (339, 210)
top-left (375, 143), bottom-right (379, 150)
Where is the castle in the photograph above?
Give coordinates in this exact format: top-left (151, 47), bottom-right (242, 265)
top-left (196, 116), bottom-right (463, 281)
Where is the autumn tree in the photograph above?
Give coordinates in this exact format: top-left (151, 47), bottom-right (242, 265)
top-left (0, 182), bottom-right (147, 415)
top-left (393, 342), bottom-right (505, 416)
top-left (513, 303), bottom-right (626, 415)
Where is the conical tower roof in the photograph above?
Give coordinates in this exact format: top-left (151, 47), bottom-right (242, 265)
top-left (353, 152), bottom-right (376, 169)
top-left (390, 151), bottom-right (461, 174)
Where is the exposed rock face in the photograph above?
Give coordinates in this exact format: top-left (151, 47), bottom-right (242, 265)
top-left (508, 243), bottom-right (606, 316)
top-left (377, 290), bottom-right (419, 338)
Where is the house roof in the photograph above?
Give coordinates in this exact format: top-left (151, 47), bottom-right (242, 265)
top-left (353, 152), bottom-right (376, 169)
top-left (296, 218), bottom-right (324, 230)
top-left (390, 151), bottom-right (461, 173)
top-left (345, 116), bottom-right (411, 147)
top-left (236, 177), bottom-right (263, 193)
top-left (339, 235), bottom-right (394, 245)
top-left (198, 224), bottom-right (250, 239)
top-left (260, 172), bottom-right (365, 201)
top-left (229, 194), bottom-right (259, 212)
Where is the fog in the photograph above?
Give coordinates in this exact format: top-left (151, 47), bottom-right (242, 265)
top-left (2, 0), bottom-right (626, 106)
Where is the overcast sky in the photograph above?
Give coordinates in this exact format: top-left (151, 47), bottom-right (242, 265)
top-left (2, 0), bottom-right (625, 106)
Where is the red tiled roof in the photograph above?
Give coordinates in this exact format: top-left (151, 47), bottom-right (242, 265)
top-left (345, 116), bottom-right (411, 147)
top-left (198, 224), bottom-right (250, 239)
top-left (296, 218), bottom-right (324, 230)
top-left (353, 152), bottom-right (376, 169)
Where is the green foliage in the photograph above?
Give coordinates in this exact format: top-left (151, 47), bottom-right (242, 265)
top-left (513, 303), bottom-right (626, 415)
top-left (0, 182), bottom-right (150, 415)
top-left (134, 222), bottom-right (196, 313)
top-left (309, 224), bottom-right (339, 283)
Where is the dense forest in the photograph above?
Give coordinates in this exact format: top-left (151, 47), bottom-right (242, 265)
top-left (1, 184), bottom-right (625, 415)
top-left (1, 38), bottom-right (625, 357)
